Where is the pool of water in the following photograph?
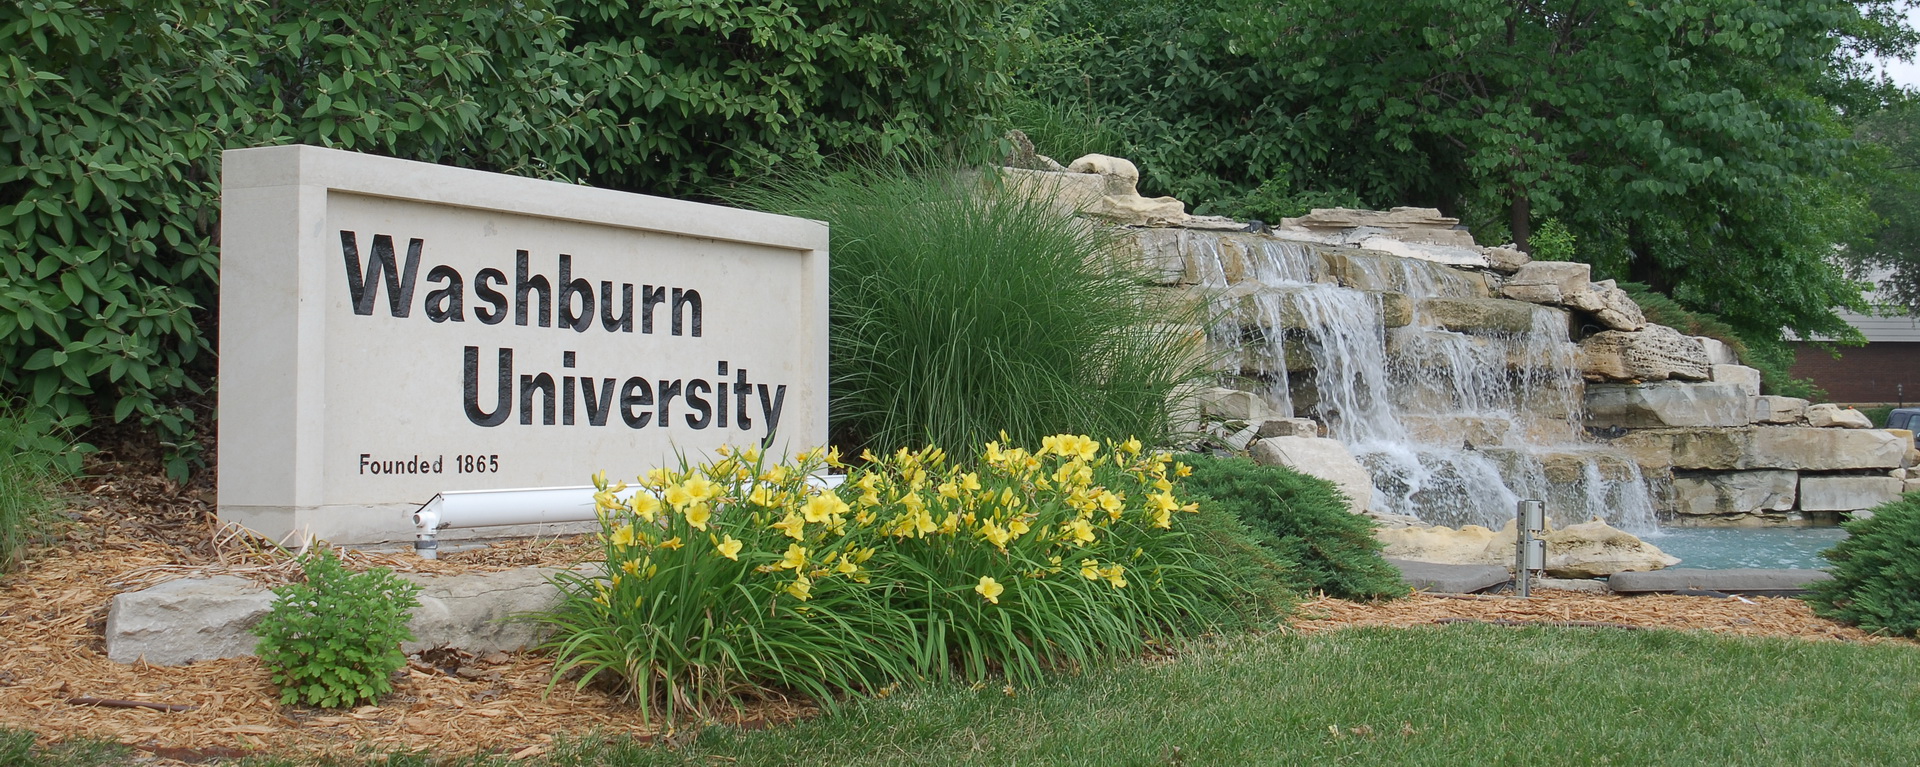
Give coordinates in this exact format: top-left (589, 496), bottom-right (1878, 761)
top-left (1643, 527), bottom-right (1847, 570)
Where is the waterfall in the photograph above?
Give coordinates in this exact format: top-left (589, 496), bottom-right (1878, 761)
top-left (1201, 235), bottom-right (1659, 533)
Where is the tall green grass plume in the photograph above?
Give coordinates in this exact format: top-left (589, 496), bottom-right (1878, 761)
top-left (730, 164), bottom-right (1214, 460)
top-left (0, 409), bottom-right (80, 573)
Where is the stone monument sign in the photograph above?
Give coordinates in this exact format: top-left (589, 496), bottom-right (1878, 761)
top-left (218, 145), bottom-right (828, 544)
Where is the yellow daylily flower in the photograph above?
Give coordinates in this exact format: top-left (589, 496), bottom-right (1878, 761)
top-left (803, 491), bottom-right (848, 523)
top-left (609, 524), bottom-right (638, 548)
top-left (1102, 564), bottom-right (1128, 589)
top-left (1080, 558), bottom-right (1101, 580)
top-left (786, 575), bottom-right (812, 601)
top-left (975, 575), bottom-right (1005, 605)
top-left (664, 483), bottom-right (693, 508)
top-left (981, 522), bottom-right (1011, 549)
top-left (621, 558), bottom-right (641, 575)
top-left (1008, 518), bottom-right (1030, 536)
top-left (960, 472), bottom-right (982, 492)
top-left (748, 485), bottom-right (777, 507)
top-left (660, 536), bottom-right (685, 550)
top-left (633, 493), bottom-right (663, 521)
top-left (716, 535), bottom-right (743, 560)
top-left (778, 543), bottom-right (809, 570)
top-left (683, 474), bottom-right (718, 502)
top-left (771, 513), bottom-right (807, 540)
top-left (685, 503), bottom-right (713, 531)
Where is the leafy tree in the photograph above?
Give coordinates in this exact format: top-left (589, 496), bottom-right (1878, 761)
top-left (1021, 0), bottom-right (1915, 342)
top-left (1846, 98), bottom-right (1920, 315)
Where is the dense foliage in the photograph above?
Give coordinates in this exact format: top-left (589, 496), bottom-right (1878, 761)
top-left (730, 168), bottom-right (1211, 460)
top-left (538, 437), bottom-right (1263, 721)
top-left (252, 550), bottom-right (422, 708)
top-left (1176, 453), bottom-right (1403, 601)
top-left (1807, 493), bottom-right (1920, 638)
top-left (1846, 100), bottom-right (1920, 315)
top-left (0, 1), bottom-right (1016, 472)
top-left (1015, 0), bottom-right (1914, 344)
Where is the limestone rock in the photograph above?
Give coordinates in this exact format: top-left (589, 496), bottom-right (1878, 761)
top-left (994, 167), bottom-right (1105, 216)
top-left (1195, 387), bottom-right (1282, 422)
top-left (1606, 431), bottom-right (1675, 470)
top-left (1066, 153), bottom-right (1144, 196)
top-left (1356, 236), bottom-right (1490, 268)
top-left (1751, 395), bottom-right (1808, 425)
top-left (1254, 418), bottom-right (1320, 438)
top-left (106, 575), bottom-right (273, 665)
top-left (1279, 207), bottom-right (1477, 247)
top-left (1499, 261), bottom-right (1591, 304)
top-left (1562, 280), bottom-right (1647, 331)
top-left (400, 567), bottom-right (571, 655)
top-left (1670, 471), bottom-right (1797, 516)
top-left (1065, 153), bottom-right (1190, 226)
top-left (1486, 245), bottom-right (1531, 273)
top-left (1798, 475), bottom-right (1905, 512)
top-left (1665, 426), bottom-right (1908, 471)
top-left (1541, 520), bottom-right (1680, 578)
top-left (1375, 524), bottom-right (1507, 566)
top-left (1807, 403), bottom-right (1873, 429)
top-left (1585, 382), bottom-right (1750, 429)
top-left (1365, 511), bottom-right (1429, 530)
top-left (1251, 436), bottom-right (1376, 512)
top-left (1577, 325), bottom-right (1710, 382)
top-left (1694, 336), bottom-right (1740, 366)
top-left (1418, 297), bottom-right (1545, 335)
top-left (1121, 228), bottom-right (1188, 285)
top-left (1709, 365), bottom-right (1762, 399)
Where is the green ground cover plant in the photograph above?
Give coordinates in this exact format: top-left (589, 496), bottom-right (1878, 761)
top-left (730, 168), bottom-right (1212, 459)
top-left (251, 550), bottom-right (422, 708)
top-left (1807, 492), bottom-right (1920, 637)
top-left (536, 436), bottom-right (1255, 722)
top-left (0, 409), bottom-right (76, 573)
top-left (1177, 452), bottom-right (1403, 601)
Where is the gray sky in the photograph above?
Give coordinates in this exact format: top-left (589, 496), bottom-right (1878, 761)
top-left (1870, 6), bottom-right (1920, 88)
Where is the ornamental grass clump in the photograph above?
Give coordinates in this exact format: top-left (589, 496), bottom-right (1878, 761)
top-left (729, 167), bottom-right (1213, 460)
top-left (1806, 493), bottom-right (1920, 637)
top-left (537, 436), bottom-right (1249, 722)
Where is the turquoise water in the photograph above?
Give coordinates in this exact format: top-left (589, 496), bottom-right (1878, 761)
top-left (1644, 527), bottom-right (1847, 570)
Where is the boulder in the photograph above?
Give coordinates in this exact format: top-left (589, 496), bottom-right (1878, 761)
top-left (1356, 236), bottom-right (1490, 268)
top-left (1486, 246), bottom-right (1531, 273)
top-left (1417, 297), bottom-right (1545, 335)
top-left (1499, 261), bottom-right (1591, 304)
top-left (1693, 336), bottom-right (1740, 366)
top-left (401, 567), bottom-right (570, 655)
top-left (1807, 403), bottom-right (1874, 429)
top-left (1401, 414), bottom-right (1512, 450)
top-left (1386, 558), bottom-right (1511, 594)
top-left (1798, 475), bottom-right (1905, 512)
top-left (1606, 430), bottom-right (1675, 470)
top-left (1562, 280), bottom-right (1647, 331)
top-left (1066, 154), bottom-right (1189, 226)
top-left (1670, 470), bottom-right (1798, 516)
top-left (1708, 365), bottom-right (1762, 399)
top-left (1585, 382), bottom-right (1750, 429)
top-left (1120, 228), bottom-right (1189, 285)
top-left (1750, 395), bottom-right (1809, 425)
top-left (105, 575), bottom-right (274, 665)
top-left (1666, 426), bottom-right (1908, 471)
top-left (105, 567), bottom-right (575, 666)
top-left (1376, 524), bottom-right (1507, 566)
top-left (1254, 417), bottom-right (1321, 438)
top-left (1577, 325), bottom-right (1710, 382)
top-left (1195, 387), bottom-right (1283, 421)
top-left (1542, 520), bottom-right (1680, 578)
top-left (1251, 436), bottom-right (1377, 512)
top-left (1279, 207), bottom-right (1477, 247)
top-left (1066, 153), bottom-right (1145, 196)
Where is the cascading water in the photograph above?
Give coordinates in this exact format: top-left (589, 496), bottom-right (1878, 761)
top-left (1199, 235), bottom-right (1659, 533)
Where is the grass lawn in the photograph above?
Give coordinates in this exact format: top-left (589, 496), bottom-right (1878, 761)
top-left (9, 624), bottom-right (1917, 766)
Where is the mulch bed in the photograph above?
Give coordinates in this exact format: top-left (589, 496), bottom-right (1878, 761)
top-left (2, 460), bottom-right (1910, 762)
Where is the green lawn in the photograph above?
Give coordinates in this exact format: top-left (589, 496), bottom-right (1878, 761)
top-left (8, 625), bottom-right (1917, 766)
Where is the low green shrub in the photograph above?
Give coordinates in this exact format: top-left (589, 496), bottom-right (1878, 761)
top-left (1176, 453), bottom-right (1404, 601)
top-left (537, 436), bottom-right (1241, 722)
top-left (1806, 493), bottom-right (1920, 638)
top-left (1177, 496), bottom-right (1300, 623)
top-left (0, 409), bottom-right (78, 573)
top-left (729, 166), bottom-right (1213, 461)
top-left (252, 550), bottom-right (422, 708)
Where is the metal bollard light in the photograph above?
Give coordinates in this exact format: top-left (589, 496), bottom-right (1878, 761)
top-left (1514, 499), bottom-right (1546, 597)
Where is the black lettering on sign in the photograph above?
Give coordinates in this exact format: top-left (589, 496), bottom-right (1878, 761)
top-left (463, 346), bottom-right (512, 427)
top-left (424, 265), bottom-right (465, 322)
top-left (341, 232), bottom-right (422, 317)
top-left (558, 254), bottom-right (594, 333)
top-left (473, 268), bottom-right (508, 325)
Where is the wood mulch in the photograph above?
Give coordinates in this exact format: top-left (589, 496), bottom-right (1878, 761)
top-left (2, 460), bottom-right (1911, 763)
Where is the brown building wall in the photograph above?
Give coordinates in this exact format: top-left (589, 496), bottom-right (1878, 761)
top-left (1789, 341), bottom-right (1920, 405)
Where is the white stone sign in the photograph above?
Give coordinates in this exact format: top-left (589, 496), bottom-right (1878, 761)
top-left (218, 145), bottom-right (828, 544)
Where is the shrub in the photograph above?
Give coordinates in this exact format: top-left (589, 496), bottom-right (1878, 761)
top-left (1806, 493), bottom-right (1920, 638)
top-left (0, 409), bottom-right (78, 574)
top-left (1176, 496), bottom-right (1301, 622)
top-left (537, 436), bottom-right (1240, 721)
top-left (252, 550), bottom-right (422, 708)
top-left (730, 167), bottom-right (1213, 460)
top-left (1176, 453), bottom-right (1404, 601)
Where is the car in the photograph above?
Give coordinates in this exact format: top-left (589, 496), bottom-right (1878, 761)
top-left (1889, 408), bottom-right (1920, 446)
